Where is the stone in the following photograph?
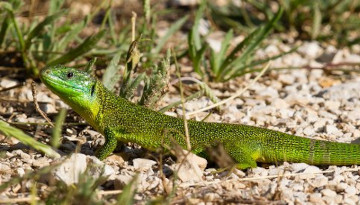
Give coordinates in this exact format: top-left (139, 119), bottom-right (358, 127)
top-left (309, 193), bottom-right (325, 204)
top-left (172, 159), bottom-right (203, 183)
top-left (321, 189), bottom-right (337, 197)
top-left (325, 124), bottom-right (339, 135)
top-left (298, 41), bottom-right (323, 59)
top-left (114, 174), bottom-right (135, 189)
top-left (345, 186), bottom-right (357, 196)
top-left (133, 158), bottom-right (157, 171)
top-left (176, 150), bottom-right (207, 171)
top-left (52, 153), bottom-right (114, 185)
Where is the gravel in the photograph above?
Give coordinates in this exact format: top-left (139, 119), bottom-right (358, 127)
top-left (1, 39), bottom-right (360, 203)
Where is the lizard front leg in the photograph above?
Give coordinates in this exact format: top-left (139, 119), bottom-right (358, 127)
top-left (96, 128), bottom-right (118, 160)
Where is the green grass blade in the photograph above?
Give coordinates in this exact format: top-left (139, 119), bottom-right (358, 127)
top-left (220, 7), bottom-right (283, 81)
top-left (56, 16), bottom-right (88, 52)
top-left (116, 174), bottom-right (138, 205)
top-left (49, 0), bottom-right (65, 15)
top-left (226, 46), bottom-right (299, 80)
top-left (232, 8), bottom-right (282, 63)
top-left (220, 27), bottom-right (260, 71)
top-left (0, 15), bottom-right (10, 47)
top-left (144, 0), bottom-right (151, 22)
top-left (47, 29), bottom-right (106, 66)
top-left (102, 51), bottom-right (122, 91)
top-left (311, 2), bottom-right (321, 39)
top-left (24, 11), bottom-right (65, 50)
top-left (51, 108), bottom-right (66, 148)
top-left (85, 57), bottom-right (97, 74)
top-left (4, 6), bottom-right (25, 51)
top-left (210, 29), bottom-right (233, 76)
top-left (153, 15), bottom-right (188, 55)
top-left (0, 120), bottom-right (60, 158)
top-left (193, 0), bottom-right (206, 50)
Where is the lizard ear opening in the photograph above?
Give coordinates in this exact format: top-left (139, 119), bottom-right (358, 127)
top-left (91, 82), bottom-right (96, 97)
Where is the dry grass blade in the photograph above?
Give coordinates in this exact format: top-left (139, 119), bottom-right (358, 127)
top-left (32, 81), bottom-right (54, 127)
top-left (173, 49), bottom-right (191, 150)
top-left (0, 120), bottom-right (60, 158)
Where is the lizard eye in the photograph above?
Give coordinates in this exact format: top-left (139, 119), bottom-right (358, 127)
top-left (67, 72), bottom-right (74, 79)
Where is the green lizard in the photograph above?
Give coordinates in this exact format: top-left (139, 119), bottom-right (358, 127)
top-left (40, 65), bottom-right (360, 169)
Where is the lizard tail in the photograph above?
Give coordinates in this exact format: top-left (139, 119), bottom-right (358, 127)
top-left (261, 130), bottom-right (360, 165)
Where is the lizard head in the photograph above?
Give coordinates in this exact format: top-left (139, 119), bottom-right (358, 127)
top-left (40, 65), bottom-right (100, 125)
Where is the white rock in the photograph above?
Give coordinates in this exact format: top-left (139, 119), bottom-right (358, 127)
top-left (347, 109), bottom-right (360, 122)
top-left (298, 41), bottom-right (323, 59)
top-left (293, 191), bottom-right (307, 203)
top-left (343, 198), bottom-right (356, 205)
top-left (303, 165), bottom-right (321, 174)
top-left (321, 189), bottom-right (337, 197)
top-left (298, 165), bottom-right (321, 179)
top-left (114, 174), bottom-right (136, 189)
top-left (292, 183), bottom-right (303, 191)
top-left (319, 81), bottom-right (360, 100)
top-left (176, 150), bottom-right (207, 171)
top-left (303, 126), bottom-right (315, 136)
top-left (278, 74), bottom-right (295, 85)
top-left (313, 118), bottom-right (327, 130)
top-left (291, 163), bottom-right (309, 172)
top-left (133, 158), bottom-right (156, 171)
top-left (257, 87), bottom-right (279, 98)
top-left (32, 157), bottom-right (50, 167)
top-left (311, 175), bottom-right (328, 187)
top-left (173, 160), bottom-right (203, 183)
top-left (309, 193), bottom-right (325, 204)
top-left (336, 182), bottom-right (348, 191)
top-left (16, 168), bottom-right (25, 177)
top-left (271, 98), bottom-right (289, 109)
top-left (52, 153), bottom-right (114, 185)
top-left (53, 154), bottom-right (87, 185)
top-left (345, 186), bottom-right (357, 196)
top-left (0, 78), bottom-right (18, 88)
top-left (332, 49), bottom-right (360, 64)
top-left (324, 100), bottom-right (341, 111)
top-left (325, 124), bottom-right (339, 135)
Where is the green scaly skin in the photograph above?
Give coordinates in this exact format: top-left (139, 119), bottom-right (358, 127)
top-left (40, 65), bottom-right (360, 169)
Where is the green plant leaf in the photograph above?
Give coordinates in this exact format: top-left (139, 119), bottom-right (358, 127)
top-left (210, 29), bottom-right (233, 76)
top-left (116, 174), bottom-right (138, 205)
top-left (47, 29), bottom-right (106, 66)
top-left (0, 15), bottom-right (10, 47)
top-left (219, 7), bottom-right (283, 81)
top-left (153, 15), bottom-right (188, 55)
top-left (51, 108), bottom-right (67, 148)
top-left (56, 16), bottom-right (88, 52)
top-left (103, 51), bottom-right (122, 91)
top-left (49, 0), bottom-right (65, 15)
top-left (24, 11), bottom-right (65, 50)
top-left (311, 2), bottom-right (321, 39)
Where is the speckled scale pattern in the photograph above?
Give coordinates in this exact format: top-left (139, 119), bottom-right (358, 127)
top-left (93, 82), bottom-right (360, 168)
top-left (40, 66), bottom-right (360, 168)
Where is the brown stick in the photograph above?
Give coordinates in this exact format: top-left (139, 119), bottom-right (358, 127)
top-left (31, 81), bottom-right (54, 127)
